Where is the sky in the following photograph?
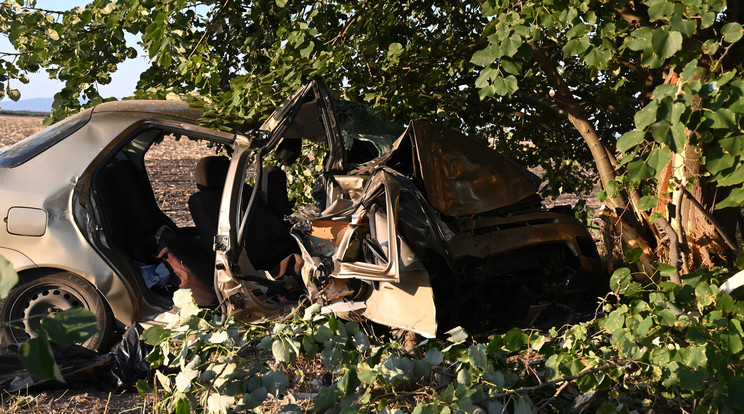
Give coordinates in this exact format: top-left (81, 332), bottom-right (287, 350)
top-left (0, 0), bottom-right (147, 100)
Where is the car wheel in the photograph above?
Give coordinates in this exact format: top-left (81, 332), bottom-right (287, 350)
top-left (0, 272), bottom-right (114, 351)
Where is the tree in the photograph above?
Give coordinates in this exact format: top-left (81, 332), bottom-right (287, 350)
top-left (2, 0), bottom-right (742, 278)
top-left (469, 0), bottom-right (744, 278)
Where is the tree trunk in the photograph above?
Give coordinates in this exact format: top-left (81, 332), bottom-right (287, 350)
top-left (529, 42), bottom-right (658, 276)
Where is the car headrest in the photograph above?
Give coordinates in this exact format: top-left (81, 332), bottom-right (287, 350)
top-left (275, 138), bottom-right (302, 166)
top-left (195, 156), bottom-right (230, 190)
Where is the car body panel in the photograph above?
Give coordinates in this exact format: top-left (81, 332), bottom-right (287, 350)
top-left (373, 121), bottom-right (540, 216)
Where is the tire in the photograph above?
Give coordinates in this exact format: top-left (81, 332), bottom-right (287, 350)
top-left (0, 272), bottom-right (114, 351)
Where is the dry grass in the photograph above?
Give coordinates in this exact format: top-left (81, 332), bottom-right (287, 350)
top-left (1, 389), bottom-right (156, 414)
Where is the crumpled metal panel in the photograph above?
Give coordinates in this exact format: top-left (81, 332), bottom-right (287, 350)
top-left (403, 121), bottom-right (538, 216)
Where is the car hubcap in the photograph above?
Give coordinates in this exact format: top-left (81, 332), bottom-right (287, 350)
top-left (13, 285), bottom-right (85, 340)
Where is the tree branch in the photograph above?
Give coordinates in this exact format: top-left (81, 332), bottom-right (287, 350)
top-left (188, 0), bottom-right (231, 58)
top-left (486, 363), bottom-right (624, 400)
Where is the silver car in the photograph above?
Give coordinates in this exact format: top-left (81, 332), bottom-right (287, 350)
top-left (1, 78), bottom-right (604, 349)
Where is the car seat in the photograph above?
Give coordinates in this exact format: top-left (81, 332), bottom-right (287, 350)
top-left (188, 156), bottom-right (230, 250)
top-left (260, 138), bottom-right (301, 219)
top-left (96, 158), bottom-right (175, 263)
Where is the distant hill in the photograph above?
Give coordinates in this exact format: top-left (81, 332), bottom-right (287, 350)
top-left (0, 97), bottom-right (53, 113)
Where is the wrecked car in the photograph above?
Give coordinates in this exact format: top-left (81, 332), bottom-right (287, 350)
top-left (0, 77), bottom-right (604, 349)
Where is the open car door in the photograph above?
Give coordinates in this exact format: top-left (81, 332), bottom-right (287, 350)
top-left (212, 78), bottom-right (439, 337)
top-left (212, 77), bottom-right (347, 320)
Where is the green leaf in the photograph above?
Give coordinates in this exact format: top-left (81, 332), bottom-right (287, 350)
top-left (303, 303), bottom-right (322, 320)
top-left (678, 366), bottom-right (707, 391)
top-left (358, 365), bottom-right (377, 384)
top-left (617, 130), bottom-right (645, 152)
top-left (701, 39), bottom-right (719, 55)
top-left (142, 325), bottom-right (173, 345)
top-left (272, 338), bottom-right (291, 363)
top-left (475, 67), bottom-right (498, 89)
top-left (583, 47), bottom-right (612, 67)
top-left (471, 46), bottom-right (499, 67)
top-left (680, 346), bottom-right (707, 368)
top-left (0, 255), bottom-right (18, 299)
top-left (500, 58), bottom-right (521, 75)
top-left (610, 267), bottom-right (632, 293)
top-left (728, 376), bottom-right (744, 410)
top-left (353, 330), bottom-right (370, 352)
top-left (670, 15), bottom-right (697, 37)
top-left (241, 387), bottom-right (268, 410)
top-left (7, 88), bottom-right (21, 101)
top-left (18, 331), bottom-right (64, 382)
top-left (468, 344), bottom-right (488, 371)
top-left (652, 84), bottom-right (678, 100)
top-left (276, 0), bottom-right (288, 7)
top-left (314, 325), bottom-right (332, 343)
top-left (563, 36), bottom-right (590, 56)
top-left (707, 108), bottom-right (737, 129)
top-left (605, 179), bottom-right (621, 199)
top-left (501, 35), bottom-right (522, 57)
top-left (647, 146), bottom-right (673, 179)
top-left (722, 22), bottom-right (744, 43)
top-left (425, 347), bottom-right (443, 366)
top-left (445, 326), bottom-right (468, 344)
top-left (654, 308), bottom-right (677, 325)
top-left (328, 314), bottom-right (339, 332)
top-left (669, 122), bottom-right (687, 153)
top-left (654, 261), bottom-right (678, 277)
top-left (412, 359), bottom-right (431, 378)
top-left (502, 327), bottom-right (527, 352)
top-left (626, 27), bottom-right (653, 51)
top-left (513, 397), bottom-right (534, 414)
top-left (647, 0), bottom-right (675, 21)
top-left (42, 308), bottom-right (98, 346)
top-left (262, 370), bottom-right (289, 396)
top-left (627, 158), bottom-right (655, 181)
top-left (705, 146), bottom-right (736, 174)
top-left (716, 187), bottom-right (744, 209)
top-left (635, 101), bottom-right (659, 130)
top-left (638, 195), bottom-right (658, 211)
top-left (680, 59), bottom-right (703, 81)
top-left (300, 42), bottom-right (314, 59)
top-left (136, 379), bottom-right (153, 397)
top-left (604, 307), bottom-right (627, 331)
top-left (651, 121), bottom-right (671, 143)
top-left (651, 29), bottom-right (683, 59)
top-left (737, 250), bottom-right (744, 270)
top-left (712, 165), bottom-right (744, 185)
top-left (492, 75), bottom-right (518, 96)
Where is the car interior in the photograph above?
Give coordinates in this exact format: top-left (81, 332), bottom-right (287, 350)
top-left (90, 127), bottom-right (308, 307)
